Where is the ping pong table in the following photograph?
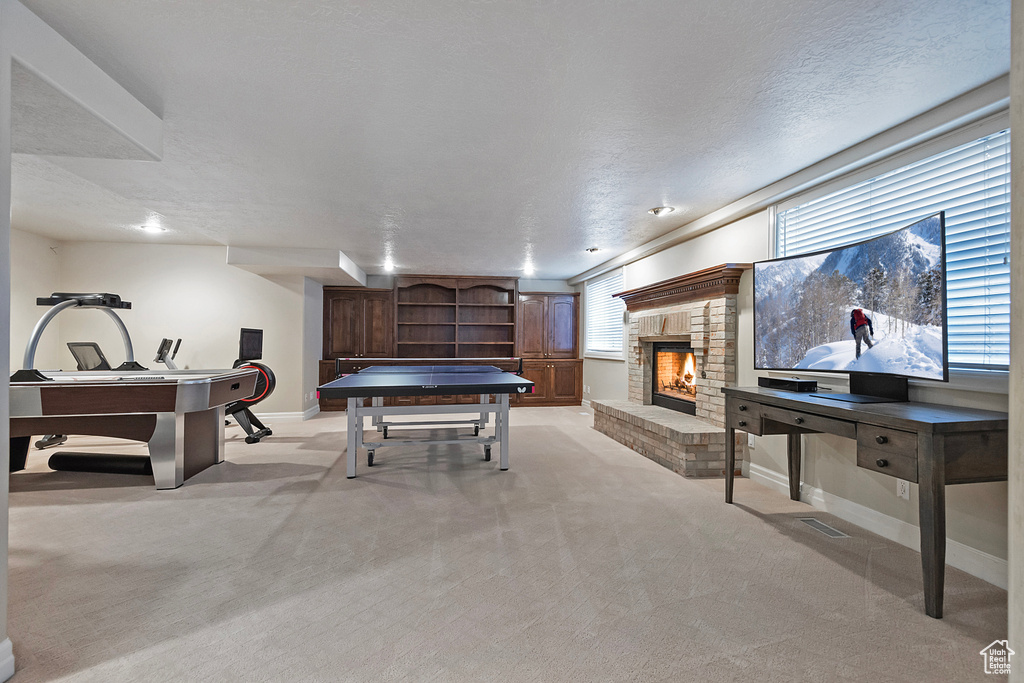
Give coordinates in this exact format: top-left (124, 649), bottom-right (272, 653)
top-left (317, 365), bottom-right (534, 478)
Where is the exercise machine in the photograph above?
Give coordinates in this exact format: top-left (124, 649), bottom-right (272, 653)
top-left (11, 292), bottom-right (146, 383)
top-left (225, 328), bottom-right (276, 443)
top-left (154, 338), bottom-right (181, 369)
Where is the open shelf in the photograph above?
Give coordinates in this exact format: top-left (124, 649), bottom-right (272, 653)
top-left (396, 276), bottom-right (518, 358)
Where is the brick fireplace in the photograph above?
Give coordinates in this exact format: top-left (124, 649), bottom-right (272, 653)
top-left (592, 263), bottom-right (750, 477)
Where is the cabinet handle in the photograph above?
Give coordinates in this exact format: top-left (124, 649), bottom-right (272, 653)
top-left (875, 435), bottom-right (888, 445)
top-left (738, 405), bottom-right (747, 411)
top-left (794, 417), bottom-right (804, 424)
top-left (738, 420), bottom-right (746, 427)
top-left (876, 458), bottom-right (888, 468)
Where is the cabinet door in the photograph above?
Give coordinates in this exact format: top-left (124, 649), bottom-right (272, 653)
top-left (362, 291), bottom-right (394, 357)
top-left (518, 295), bottom-right (547, 358)
top-left (547, 295), bottom-right (578, 358)
top-left (324, 291), bottom-right (363, 358)
top-left (517, 361), bottom-right (551, 405)
top-left (550, 361), bottom-right (582, 403)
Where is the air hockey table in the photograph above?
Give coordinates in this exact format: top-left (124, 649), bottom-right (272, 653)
top-left (9, 368), bottom-right (259, 489)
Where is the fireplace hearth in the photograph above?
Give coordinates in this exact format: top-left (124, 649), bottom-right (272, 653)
top-left (652, 343), bottom-right (697, 415)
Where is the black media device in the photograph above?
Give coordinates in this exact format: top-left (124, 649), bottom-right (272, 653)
top-left (757, 377), bottom-right (817, 392)
top-left (238, 328), bottom-right (263, 362)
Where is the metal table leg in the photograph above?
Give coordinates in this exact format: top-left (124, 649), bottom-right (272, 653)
top-left (347, 397), bottom-right (359, 478)
top-left (499, 393), bottom-right (510, 471)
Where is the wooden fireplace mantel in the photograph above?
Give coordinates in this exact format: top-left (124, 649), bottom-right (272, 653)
top-left (614, 263), bottom-right (752, 311)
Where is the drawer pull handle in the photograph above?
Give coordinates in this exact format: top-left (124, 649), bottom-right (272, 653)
top-left (875, 435), bottom-right (888, 445)
top-left (737, 420), bottom-right (746, 427)
top-left (738, 405), bottom-right (747, 411)
top-left (231, 383), bottom-right (240, 390)
top-left (876, 458), bottom-right (888, 468)
top-left (794, 417), bottom-right (804, 424)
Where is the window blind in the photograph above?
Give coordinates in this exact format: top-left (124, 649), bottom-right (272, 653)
top-left (585, 271), bottom-right (625, 355)
top-left (776, 129), bottom-right (1010, 368)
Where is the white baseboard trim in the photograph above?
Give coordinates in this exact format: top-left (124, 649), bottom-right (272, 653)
top-left (236, 411), bottom-right (307, 424)
top-left (0, 638), bottom-right (14, 681)
top-left (746, 462), bottom-right (1008, 590)
top-left (302, 405), bottom-right (320, 421)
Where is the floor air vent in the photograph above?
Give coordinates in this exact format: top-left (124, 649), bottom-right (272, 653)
top-left (798, 518), bottom-right (849, 538)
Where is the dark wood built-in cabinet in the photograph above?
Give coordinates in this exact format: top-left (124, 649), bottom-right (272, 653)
top-left (516, 292), bottom-right (581, 405)
top-left (518, 293), bottom-right (578, 358)
top-left (320, 278), bottom-right (582, 410)
top-left (518, 359), bottom-right (583, 407)
top-left (395, 276), bottom-right (518, 359)
top-left (323, 288), bottom-right (393, 359)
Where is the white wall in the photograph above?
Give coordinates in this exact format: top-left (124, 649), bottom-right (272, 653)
top-left (8, 229), bottom-right (61, 371)
top-left (623, 212), bottom-right (771, 290)
top-left (0, 9), bottom-right (13, 675)
top-left (53, 242), bottom-right (308, 415)
top-left (519, 279), bottom-right (575, 293)
top-left (1007, 0), bottom-right (1022, 665)
top-left (302, 277), bottom-right (323, 416)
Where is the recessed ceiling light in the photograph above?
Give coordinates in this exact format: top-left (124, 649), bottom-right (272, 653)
top-left (648, 206), bottom-right (675, 216)
top-left (138, 224), bottom-right (166, 233)
top-left (383, 257), bottom-right (395, 272)
top-left (523, 262), bottom-right (535, 276)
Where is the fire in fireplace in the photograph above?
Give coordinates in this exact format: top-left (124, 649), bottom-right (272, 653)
top-left (652, 343), bottom-right (697, 414)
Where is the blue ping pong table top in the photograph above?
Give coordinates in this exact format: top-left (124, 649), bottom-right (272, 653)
top-left (318, 364), bottom-right (534, 398)
top-left (356, 365), bottom-right (503, 374)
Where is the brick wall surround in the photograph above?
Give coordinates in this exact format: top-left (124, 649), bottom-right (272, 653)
top-left (592, 264), bottom-right (750, 478)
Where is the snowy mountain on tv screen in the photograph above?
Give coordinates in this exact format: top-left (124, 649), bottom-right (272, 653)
top-left (754, 214), bottom-right (945, 381)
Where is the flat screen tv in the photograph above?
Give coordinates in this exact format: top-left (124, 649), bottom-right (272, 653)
top-left (754, 212), bottom-right (947, 399)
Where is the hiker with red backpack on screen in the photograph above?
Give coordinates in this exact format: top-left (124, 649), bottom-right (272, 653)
top-left (850, 308), bottom-right (874, 359)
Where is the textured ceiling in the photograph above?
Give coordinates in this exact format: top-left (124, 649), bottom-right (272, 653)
top-left (11, 0), bottom-right (1012, 280)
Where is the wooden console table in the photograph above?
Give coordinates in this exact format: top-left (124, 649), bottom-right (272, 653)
top-left (723, 386), bottom-right (1008, 618)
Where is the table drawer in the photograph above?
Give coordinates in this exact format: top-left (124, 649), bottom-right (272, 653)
top-left (727, 401), bottom-right (762, 435)
top-left (759, 405), bottom-right (857, 439)
top-left (856, 425), bottom-right (918, 481)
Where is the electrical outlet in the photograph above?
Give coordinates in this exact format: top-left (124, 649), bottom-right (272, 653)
top-left (896, 479), bottom-right (910, 500)
top-left (584, 385), bottom-right (590, 394)
top-left (747, 433), bottom-right (755, 448)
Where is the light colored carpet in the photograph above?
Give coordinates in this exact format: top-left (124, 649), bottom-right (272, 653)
top-left (8, 407), bottom-right (1007, 682)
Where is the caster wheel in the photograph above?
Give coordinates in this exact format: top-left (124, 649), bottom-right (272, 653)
top-left (474, 426), bottom-right (480, 436)
top-left (245, 435), bottom-right (260, 444)
top-left (367, 451), bottom-right (375, 467)
top-left (383, 427), bottom-right (389, 439)
top-left (265, 429), bottom-right (273, 436)
top-left (484, 446), bottom-right (491, 462)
